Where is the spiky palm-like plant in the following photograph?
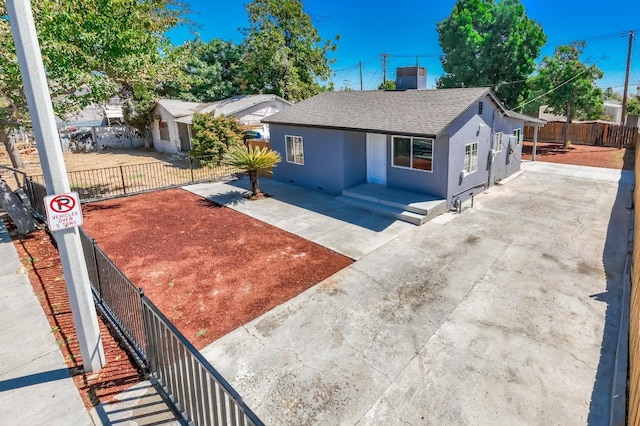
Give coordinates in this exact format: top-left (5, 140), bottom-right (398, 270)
top-left (222, 145), bottom-right (282, 198)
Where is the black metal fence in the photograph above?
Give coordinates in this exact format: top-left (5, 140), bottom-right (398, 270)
top-left (78, 225), bottom-right (263, 426)
top-left (29, 155), bottom-right (242, 202)
top-left (2, 164), bottom-right (263, 425)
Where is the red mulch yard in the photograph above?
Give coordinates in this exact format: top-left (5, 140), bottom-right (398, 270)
top-left (10, 224), bottom-right (143, 409)
top-left (522, 141), bottom-right (633, 170)
top-left (81, 188), bottom-right (353, 349)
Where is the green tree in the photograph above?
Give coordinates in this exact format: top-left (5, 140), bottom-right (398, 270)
top-left (437, 0), bottom-right (546, 108)
top-left (530, 42), bottom-right (604, 135)
top-left (170, 38), bottom-right (246, 102)
top-left (0, 0), bottom-right (190, 167)
top-left (222, 145), bottom-right (282, 198)
top-left (378, 80), bottom-right (396, 90)
top-left (189, 113), bottom-right (245, 162)
top-left (628, 97), bottom-right (640, 116)
top-left (242, 0), bottom-right (339, 102)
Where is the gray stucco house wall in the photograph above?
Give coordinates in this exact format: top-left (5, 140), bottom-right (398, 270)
top-left (270, 126), bottom-right (367, 194)
top-left (265, 89), bottom-right (544, 208)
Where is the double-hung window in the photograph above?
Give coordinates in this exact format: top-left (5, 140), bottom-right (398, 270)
top-left (464, 142), bottom-right (478, 175)
top-left (285, 135), bottom-right (304, 165)
top-left (392, 136), bottom-right (433, 171)
top-left (159, 120), bottom-right (169, 141)
top-left (493, 132), bottom-right (503, 152)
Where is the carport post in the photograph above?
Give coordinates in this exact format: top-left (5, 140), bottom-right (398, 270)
top-left (7, 0), bottom-right (105, 372)
top-left (532, 126), bottom-right (539, 162)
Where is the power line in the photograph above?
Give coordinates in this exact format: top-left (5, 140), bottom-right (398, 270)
top-left (519, 67), bottom-right (593, 109)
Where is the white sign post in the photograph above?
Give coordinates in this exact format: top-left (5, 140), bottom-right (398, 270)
top-left (7, 0), bottom-right (105, 372)
top-left (44, 192), bottom-right (84, 230)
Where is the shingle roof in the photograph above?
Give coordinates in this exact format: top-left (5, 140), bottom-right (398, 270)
top-left (263, 88), bottom-right (495, 136)
top-left (158, 95), bottom-right (292, 124)
top-left (156, 99), bottom-right (202, 117)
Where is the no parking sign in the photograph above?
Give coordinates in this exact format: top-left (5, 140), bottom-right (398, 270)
top-left (44, 192), bottom-right (83, 230)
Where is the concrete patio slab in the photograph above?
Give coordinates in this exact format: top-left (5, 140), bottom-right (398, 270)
top-left (184, 178), bottom-right (415, 260)
top-left (200, 163), bottom-right (630, 425)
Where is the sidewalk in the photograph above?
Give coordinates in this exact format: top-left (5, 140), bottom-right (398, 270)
top-left (0, 221), bottom-right (92, 425)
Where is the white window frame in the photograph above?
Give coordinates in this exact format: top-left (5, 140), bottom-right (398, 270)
top-left (391, 135), bottom-right (434, 173)
top-left (493, 132), bottom-right (503, 152)
top-left (513, 128), bottom-right (522, 145)
top-left (464, 142), bottom-right (478, 175)
top-left (285, 135), bottom-right (304, 165)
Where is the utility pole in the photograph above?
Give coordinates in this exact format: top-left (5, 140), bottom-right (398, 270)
top-left (7, 0), bottom-right (105, 372)
top-left (621, 30), bottom-right (634, 127)
top-left (381, 53), bottom-right (391, 84)
top-left (359, 61), bottom-right (363, 91)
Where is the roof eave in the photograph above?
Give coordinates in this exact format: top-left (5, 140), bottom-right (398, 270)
top-left (265, 121), bottom-right (437, 138)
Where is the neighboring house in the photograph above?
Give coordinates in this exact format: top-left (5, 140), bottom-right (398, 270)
top-left (264, 88), bottom-right (545, 209)
top-left (603, 100), bottom-right (623, 124)
top-left (150, 94), bottom-right (292, 154)
top-left (538, 101), bottom-right (623, 124)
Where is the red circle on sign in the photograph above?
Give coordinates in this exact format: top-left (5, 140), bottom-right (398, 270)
top-left (49, 195), bottom-right (76, 213)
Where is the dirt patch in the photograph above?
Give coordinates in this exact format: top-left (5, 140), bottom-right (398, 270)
top-left (8, 223), bottom-right (143, 409)
top-left (522, 141), bottom-right (632, 170)
top-left (81, 188), bottom-right (353, 349)
top-left (0, 146), bottom-right (175, 177)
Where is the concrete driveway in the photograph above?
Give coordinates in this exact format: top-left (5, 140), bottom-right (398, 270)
top-left (200, 162), bottom-right (632, 425)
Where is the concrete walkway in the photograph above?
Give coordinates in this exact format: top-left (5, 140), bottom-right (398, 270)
top-left (0, 221), bottom-right (92, 425)
top-left (185, 178), bottom-right (415, 260)
top-left (200, 163), bottom-right (632, 425)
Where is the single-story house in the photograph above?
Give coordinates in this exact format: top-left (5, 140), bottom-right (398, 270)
top-left (263, 88), bottom-right (545, 209)
top-left (150, 94), bottom-right (292, 153)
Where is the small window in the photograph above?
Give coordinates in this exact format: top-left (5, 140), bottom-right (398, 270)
top-left (392, 136), bottom-right (433, 172)
top-left (513, 128), bottom-right (522, 145)
top-left (478, 101), bottom-right (484, 115)
top-left (286, 135), bottom-right (304, 165)
top-left (159, 120), bottom-right (169, 141)
top-left (493, 132), bottom-right (503, 152)
top-left (464, 142), bottom-right (478, 175)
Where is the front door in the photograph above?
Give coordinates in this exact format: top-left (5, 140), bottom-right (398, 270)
top-left (366, 133), bottom-right (387, 185)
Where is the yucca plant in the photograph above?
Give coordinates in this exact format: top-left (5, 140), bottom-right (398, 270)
top-left (222, 145), bottom-right (282, 199)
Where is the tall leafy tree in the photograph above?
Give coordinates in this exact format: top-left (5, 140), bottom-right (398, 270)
top-left (169, 38), bottom-right (246, 103)
top-left (243, 0), bottom-right (339, 102)
top-left (530, 42), bottom-right (604, 123)
top-left (437, 0), bottom-right (546, 108)
top-left (0, 0), bottom-right (190, 167)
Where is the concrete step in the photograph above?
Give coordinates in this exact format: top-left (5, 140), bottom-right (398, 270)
top-left (341, 187), bottom-right (446, 217)
top-left (336, 195), bottom-right (428, 225)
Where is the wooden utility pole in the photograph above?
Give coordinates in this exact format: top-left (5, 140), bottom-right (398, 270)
top-left (359, 61), bottom-right (363, 91)
top-left (381, 53), bottom-right (391, 84)
top-left (621, 30), bottom-right (634, 126)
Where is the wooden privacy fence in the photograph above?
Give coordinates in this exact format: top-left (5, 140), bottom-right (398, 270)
top-left (630, 147), bottom-right (640, 426)
top-left (524, 122), bottom-right (639, 148)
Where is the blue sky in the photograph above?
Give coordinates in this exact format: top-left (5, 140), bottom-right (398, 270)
top-left (166, 0), bottom-right (640, 96)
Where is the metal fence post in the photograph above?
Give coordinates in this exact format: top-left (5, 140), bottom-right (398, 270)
top-left (91, 238), bottom-right (103, 299)
top-left (119, 165), bottom-right (127, 195)
top-left (189, 158), bottom-right (194, 183)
